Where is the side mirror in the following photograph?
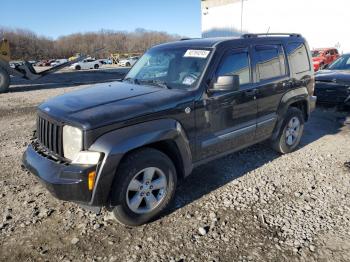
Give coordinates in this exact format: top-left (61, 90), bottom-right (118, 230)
top-left (210, 75), bottom-right (240, 92)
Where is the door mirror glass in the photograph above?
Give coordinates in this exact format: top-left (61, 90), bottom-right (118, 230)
top-left (210, 75), bottom-right (240, 92)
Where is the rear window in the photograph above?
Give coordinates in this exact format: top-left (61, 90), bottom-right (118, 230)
top-left (256, 45), bottom-right (286, 81)
top-left (286, 43), bottom-right (310, 74)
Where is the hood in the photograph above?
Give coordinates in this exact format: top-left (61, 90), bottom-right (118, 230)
top-left (39, 81), bottom-right (188, 130)
top-left (315, 70), bottom-right (350, 85)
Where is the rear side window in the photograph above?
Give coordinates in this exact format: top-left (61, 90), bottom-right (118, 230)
top-left (255, 45), bottom-right (286, 81)
top-left (286, 43), bottom-right (310, 74)
top-left (216, 51), bottom-right (251, 85)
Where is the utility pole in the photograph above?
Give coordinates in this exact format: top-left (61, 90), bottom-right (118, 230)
top-left (241, 0), bottom-right (247, 34)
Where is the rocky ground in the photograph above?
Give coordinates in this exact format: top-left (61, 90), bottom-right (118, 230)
top-left (0, 77), bottom-right (349, 262)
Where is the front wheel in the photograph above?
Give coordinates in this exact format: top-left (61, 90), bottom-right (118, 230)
top-left (110, 148), bottom-right (177, 226)
top-left (75, 65), bottom-right (81, 70)
top-left (0, 66), bottom-right (10, 93)
top-left (271, 107), bottom-right (304, 154)
top-left (94, 64), bottom-right (99, 69)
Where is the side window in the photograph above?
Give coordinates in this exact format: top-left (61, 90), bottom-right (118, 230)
top-left (255, 45), bottom-right (286, 81)
top-left (286, 42), bottom-right (310, 74)
top-left (216, 51), bottom-right (251, 85)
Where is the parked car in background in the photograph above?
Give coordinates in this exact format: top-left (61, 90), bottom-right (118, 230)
top-left (97, 59), bottom-right (112, 65)
top-left (37, 59), bottom-right (55, 67)
top-left (9, 61), bottom-right (24, 68)
top-left (51, 59), bottom-right (68, 67)
top-left (312, 48), bottom-right (339, 71)
top-left (36, 60), bottom-right (49, 67)
top-left (315, 54), bottom-right (350, 107)
top-left (23, 33), bottom-right (316, 226)
top-left (119, 56), bottom-right (139, 67)
top-left (70, 58), bottom-right (101, 70)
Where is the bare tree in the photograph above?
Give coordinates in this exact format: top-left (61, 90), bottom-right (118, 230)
top-left (0, 27), bottom-right (183, 60)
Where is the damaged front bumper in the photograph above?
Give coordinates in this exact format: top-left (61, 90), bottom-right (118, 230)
top-left (22, 144), bottom-right (97, 204)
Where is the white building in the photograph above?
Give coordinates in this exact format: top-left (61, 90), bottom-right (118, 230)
top-left (201, 0), bottom-right (350, 53)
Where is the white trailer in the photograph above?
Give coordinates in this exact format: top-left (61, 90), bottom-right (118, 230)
top-left (201, 0), bottom-right (350, 53)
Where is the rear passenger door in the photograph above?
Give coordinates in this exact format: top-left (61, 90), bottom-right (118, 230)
top-left (252, 44), bottom-right (289, 141)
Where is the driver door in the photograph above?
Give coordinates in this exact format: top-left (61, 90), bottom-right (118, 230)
top-left (195, 48), bottom-right (258, 161)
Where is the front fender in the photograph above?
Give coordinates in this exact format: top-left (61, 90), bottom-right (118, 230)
top-left (87, 119), bottom-right (192, 206)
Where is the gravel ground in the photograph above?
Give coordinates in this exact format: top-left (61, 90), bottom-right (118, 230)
top-left (0, 79), bottom-right (349, 262)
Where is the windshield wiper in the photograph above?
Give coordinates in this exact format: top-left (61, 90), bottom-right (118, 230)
top-left (138, 79), bottom-right (170, 89)
top-left (123, 78), bottom-right (140, 85)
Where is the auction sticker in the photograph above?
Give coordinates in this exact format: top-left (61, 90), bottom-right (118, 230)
top-left (184, 50), bottom-right (210, 58)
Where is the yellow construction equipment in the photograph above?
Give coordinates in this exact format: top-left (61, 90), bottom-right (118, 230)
top-left (0, 39), bottom-right (11, 62)
top-left (110, 52), bottom-right (143, 65)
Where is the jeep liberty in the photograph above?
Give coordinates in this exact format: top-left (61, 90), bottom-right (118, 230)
top-left (23, 33), bottom-right (317, 226)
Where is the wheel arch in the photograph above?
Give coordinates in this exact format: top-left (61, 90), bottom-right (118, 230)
top-left (272, 87), bottom-right (309, 140)
top-left (87, 119), bottom-right (193, 206)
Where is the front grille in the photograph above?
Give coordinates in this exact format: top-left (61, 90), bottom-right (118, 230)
top-left (37, 116), bottom-right (63, 157)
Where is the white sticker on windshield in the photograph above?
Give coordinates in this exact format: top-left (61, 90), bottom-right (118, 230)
top-left (184, 50), bottom-right (210, 58)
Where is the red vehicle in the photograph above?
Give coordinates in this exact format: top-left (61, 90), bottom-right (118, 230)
top-left (312, 48), bottom-right (339, 71)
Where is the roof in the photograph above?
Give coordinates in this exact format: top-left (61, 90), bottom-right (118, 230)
top-left (153, 37), bottom-right (238, 49)
top-left (153, 34), bottom-right (304, 50)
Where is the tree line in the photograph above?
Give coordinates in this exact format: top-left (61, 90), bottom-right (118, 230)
top-left (0, 27), bottom-right (182, 60)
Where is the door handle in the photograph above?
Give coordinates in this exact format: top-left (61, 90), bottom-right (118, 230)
top-left (245, 89), bottom-right (258, 100)
top-left (245, 89), bottom-right (257, 96)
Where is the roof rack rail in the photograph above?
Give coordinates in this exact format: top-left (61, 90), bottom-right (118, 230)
top-left (242, 33), bottom-right (302, 38)
top-left (180, 38), bottom-right (201, 41)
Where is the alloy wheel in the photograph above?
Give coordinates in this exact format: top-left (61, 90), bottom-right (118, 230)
top-left (126, 167), bottom-right (167, 214)
top-left (285, 117), bottom-right (301, 146)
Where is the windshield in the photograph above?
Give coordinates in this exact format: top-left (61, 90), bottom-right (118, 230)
top-left (312, 50), bottom-right (321, 57)
top-left (124, 47), bottom-right (211, 89)
top-left (328, 55), bottom-right (350, 70)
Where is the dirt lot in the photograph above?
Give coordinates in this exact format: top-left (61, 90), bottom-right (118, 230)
top-left (0, 73), bottom-right (349, 262)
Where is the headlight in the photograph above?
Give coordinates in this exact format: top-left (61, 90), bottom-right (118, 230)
top-left (63, 125), bottom-right (82, 160)
top-left (72, 151), bottom-right (101, 165)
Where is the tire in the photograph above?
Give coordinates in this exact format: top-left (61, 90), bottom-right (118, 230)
top-left (94, 64), bottom-right (99, 69)
top-left (126, 62), bottom-right (131, 67)
top-left (319, 63), bottom-right (324, 70)
top-left (75, 65), bottom-right (81, 70)
top-left (271, 107), bottom-right (304, 154)
top-left (110, 148), bottom-right (177, 226)
top-left (0, 67), bottom-right (10, 93)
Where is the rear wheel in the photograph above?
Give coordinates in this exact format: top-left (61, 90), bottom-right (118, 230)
top-left (126, 62), bottom-right (131, 67)
top-left (0, 67), bottom-right (10, 93)
top-left (271, 107), bottom-right (304, 154)
top-left (110, 148), bottom-right (177, 226)
top-left (75, 65), bottom-right (81, 70)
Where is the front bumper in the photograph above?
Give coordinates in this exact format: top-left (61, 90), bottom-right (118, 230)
top-left (22, 144), bottom-right (96, 204)
top-left (315, 82), bottom-right (350, 104)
